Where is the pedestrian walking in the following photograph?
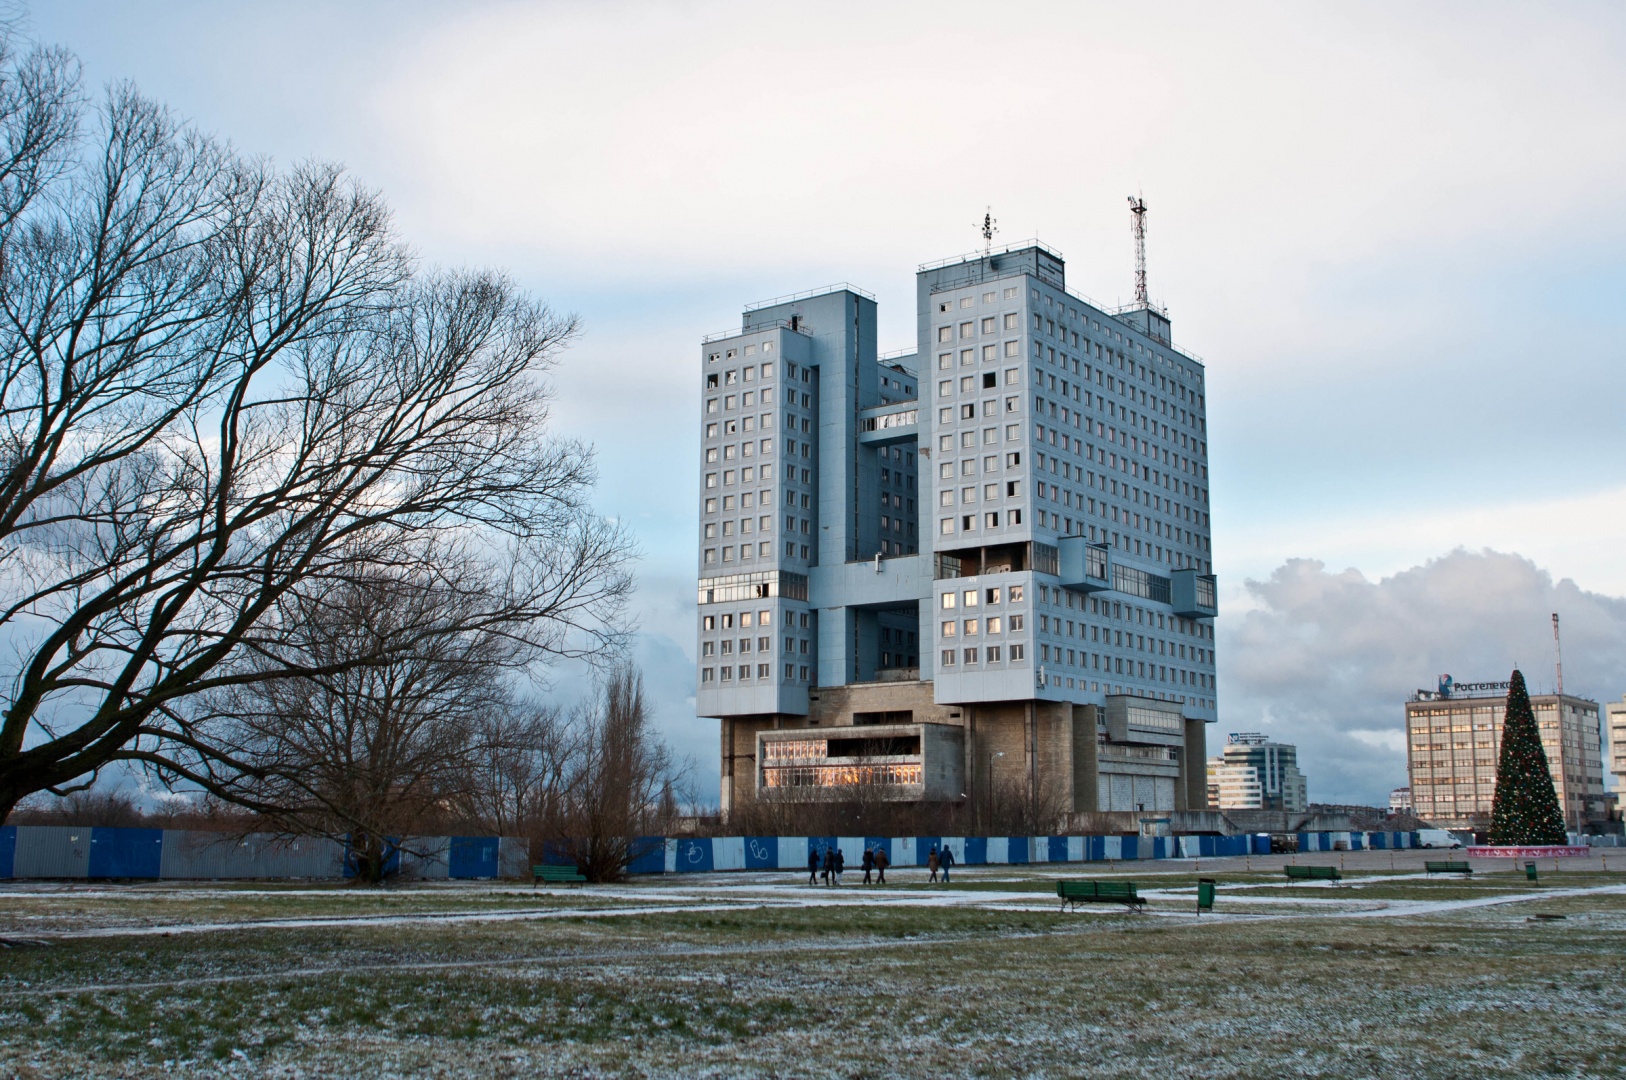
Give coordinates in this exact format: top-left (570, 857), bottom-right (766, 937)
top-left (861, 848), bottom-right (874, 885)
top-left (874, 846), bottom-right (889, 884)
top-left (835, 848), bottom-right (846, 885)
top-left (940, 844), bottom-right (955, 883)
top-left (821, 847), bottom-right (835, 886)
top-left (807, 847), bottom-right (819, 886)
top-left (927, 845), bottom-right (940, 883)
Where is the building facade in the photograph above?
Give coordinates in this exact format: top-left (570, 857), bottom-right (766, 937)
top-left (1608, 696), bottom-right (1626, 799)
top-left (1389, 786), bottom-right (1412, 813)
top-left (695, 242), bottom-right (1218, 822)
top-left (1404, 679), bottom-right (1611, 832)
top-left (1205, 732), bottom-right (1308, 811)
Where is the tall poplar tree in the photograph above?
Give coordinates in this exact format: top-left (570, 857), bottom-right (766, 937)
top-left (1488, 669), bottom-right (1568, 846)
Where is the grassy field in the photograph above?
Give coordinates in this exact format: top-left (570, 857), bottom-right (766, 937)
top-left (2, 863), bottom-right (1623, 1078)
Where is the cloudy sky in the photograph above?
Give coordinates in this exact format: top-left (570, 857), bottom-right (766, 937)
top-left (32, 1), bottom-right (1626, 805)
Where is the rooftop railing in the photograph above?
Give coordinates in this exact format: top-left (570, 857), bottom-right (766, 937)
top-left (743, 281), bottom-right (876, 313)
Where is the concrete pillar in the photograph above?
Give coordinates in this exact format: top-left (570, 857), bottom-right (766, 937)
top-left (1183, 717), bottom-right (1208, 811)
top-left (1073, 705), bottom-right (1099, 813)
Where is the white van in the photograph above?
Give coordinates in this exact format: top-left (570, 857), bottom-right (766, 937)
top-left (1417, 829), bottom-right (1463, 849)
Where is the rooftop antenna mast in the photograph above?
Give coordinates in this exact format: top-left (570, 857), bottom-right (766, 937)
top-left (1128, 194), bottom-right (1149, 305)
top-left (979, 206), bottom-right (998, 257)
top-left (1552, 612), bottom-right (1564, 696)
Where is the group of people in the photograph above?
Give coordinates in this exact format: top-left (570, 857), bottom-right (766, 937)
top-left (804, 843), bottom-right (955, 885)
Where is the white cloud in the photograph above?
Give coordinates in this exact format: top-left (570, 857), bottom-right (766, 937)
top-left (1218, 548), bottom-right (1626, 806)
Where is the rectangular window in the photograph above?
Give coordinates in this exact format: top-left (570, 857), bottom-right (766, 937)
top-left (941, 649), bottom-right (956, 667)
top-left (963, 647), bottom-right (979, 665)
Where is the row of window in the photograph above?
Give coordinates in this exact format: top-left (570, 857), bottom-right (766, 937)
top-left (938, 509), bottom-right (1022, 534)
top-left (939, 480), bottom-right (1022, 507)
top-left (708, 341), bottom-right (775, 364)
top-left (940, 614), bottom-right (1022, 637)
top-left (935, 314), bottom-right (1021, 343)
top-left (935, 287), bottom-right (1021, 313)
top-left (936, 423), bottom-right (1023, 452)
top-left (938, 644), bottom-right (1023, 667)
top-left (700, 663), bottom-right (811, 683)
top-left (704, 541), bottom-right (813, 565)
top-left (762, 763), bottom-right (923, 788)
top-left (701, 635), bottom-right (812, 658)
top-left (704, 461), bottom-right (775, 490)
top-left (702, 516), bottom-right (773, 539)
top-left (940, 585), bottom-right (1025, 608)
top-left (1036, 646), bottom-right (1212, 689)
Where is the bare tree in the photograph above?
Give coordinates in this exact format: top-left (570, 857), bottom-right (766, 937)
top-left (0, 30), bottom-right (632, 821)
top-left (551, 667), bottom-right (682, 882)
top-left (203, 571), bottom-right (535, 883)
top-left (451, 701), bottom-right (574, 841)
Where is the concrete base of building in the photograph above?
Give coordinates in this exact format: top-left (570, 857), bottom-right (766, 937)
top-left (715, 678), bottom-right (1210, 824)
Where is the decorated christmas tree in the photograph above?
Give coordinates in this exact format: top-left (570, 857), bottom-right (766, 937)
top-left (1488, 669), bottom-right (1568, 846)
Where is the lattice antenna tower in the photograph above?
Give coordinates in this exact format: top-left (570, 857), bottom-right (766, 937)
top-left (1128, 194), bottom-right (1149, 306)
top-left (979, 206), bottom-right (998, 256)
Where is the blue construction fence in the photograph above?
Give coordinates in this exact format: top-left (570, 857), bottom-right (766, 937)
top-left (0, 825), bottom-right (528, 880)
top-left (536, 831), bottom-right (1421, 875)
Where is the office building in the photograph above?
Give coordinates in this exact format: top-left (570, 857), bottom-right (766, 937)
top-left (1205, 732), bottom-right (1308, 811)
top-left (695, 240), bottom-right (1218, 821)
top-left (1405, 677), bottom-right (1610, 831)
top-left (1389, 786), bottom-right (1412, 813)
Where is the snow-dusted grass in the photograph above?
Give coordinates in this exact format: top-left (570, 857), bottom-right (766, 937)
top-left (2, 865), bottom-right (1623, 1078)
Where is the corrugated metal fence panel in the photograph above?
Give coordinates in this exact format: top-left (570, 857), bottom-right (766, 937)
top-left (88, 827), bottom-right (163, 878)
top-left (912, 836), bottom-right (938, 866)
top-left (957, 837), bottom-right (981, 865)
top-left (13, 826), bottom-right (90, 878)
top-left (892, 836), bottom-right (916, 867)
top-left (743, 836), bottom-right (777, 869)
top-left (624, 836), bottom-right (664, 874)
top-left (449, 836), bottom-right (499, 879)
top-left (674, 837), bottom-right (713, 873)
top-left (158, 831), bottom-right (345, 879)
top-left (498, 836), bottom-right (531, 877)
top-left (713, 837), bottom-right (746, 871)
top-left (0, 825), bottom-right (14, 878)
top-left (404, 836), bottom-right (451, 879)
top-left (777, 836), bottom-right (805, 871)
top-left (836, 836), bottom-right (864, 868)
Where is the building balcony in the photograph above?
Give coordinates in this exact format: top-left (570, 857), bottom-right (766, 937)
top-left (1171, 568), bottom-right (1218, 619)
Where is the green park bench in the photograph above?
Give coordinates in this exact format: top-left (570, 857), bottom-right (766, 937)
top-left (1424, 860), bottom-right (1472, 876)
top-left (533, 864), bottom-right (587, 887)
top-left (1056, 879), bottom-right (1146, 911)
top-left (1284, 864), bottom-right (1342, 883)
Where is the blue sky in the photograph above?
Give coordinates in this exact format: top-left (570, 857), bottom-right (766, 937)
top-left (31, 1), bottom-right (1626, 805)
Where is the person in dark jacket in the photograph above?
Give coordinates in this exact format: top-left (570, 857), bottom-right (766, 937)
top-left (807, 847), bottom-right (819, 886)
top-left (874, 846), bottom-right (889, 884)
top-left (861, 847), bottom-right (874, 885)
top-left (834, 848), bottom-right (846, 885)
top-left (940, 844), bottom-right (955, 882)
top-left (927, 845), bottom-right (940, 883)
top-left (821, 846), bottom-right (835, 886)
